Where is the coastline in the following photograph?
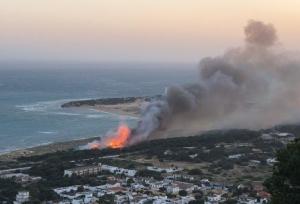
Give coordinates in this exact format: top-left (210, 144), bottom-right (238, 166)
top-left (0, 137), bottom-right (99, 161)
top-left (60, 96), bottom-right (163, 118)
top-left (0, 97), bottom-right (144, 161)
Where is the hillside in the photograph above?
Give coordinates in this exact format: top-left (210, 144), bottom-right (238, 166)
top-left (1, 125), bottom-right (299, 203)
top-left (11, 125), bottom-right (299, 183)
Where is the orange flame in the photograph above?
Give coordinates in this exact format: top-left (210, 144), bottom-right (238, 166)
top-left (106, 124), bottom-right (131, 149)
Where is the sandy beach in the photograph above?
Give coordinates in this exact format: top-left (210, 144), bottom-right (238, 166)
top-left (88, 99), bottom-right (142, 118)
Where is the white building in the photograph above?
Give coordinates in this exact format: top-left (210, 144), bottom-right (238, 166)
top-left (102, 164), bottom-right (136, 177)
top-left (115, 195), bottom-right (130, 204)
top-left (83, 193), bottom-right (94, 203)
top-left (147, 166), bottom-right (183, 173)
top-left (150, 181), bottom-right (165, 191)
top-left (166, 185), bottom-right (180, 194)
top-left (175, 196), bottom-right (195, 204)
top-left (101, 164), bottom-right (118, 173)
top-left (228, 154), bottom-right (243, 159)
top-left (206, 194), bottom-right (222, 202)
top-left (175, 181), bottom-right (195, 193)
top-left (266, 158), bottom-right (278, 166)
top-left (14, 191), bottom-right (30, 204)
top-left (64, 163), bottom-right (102, 177)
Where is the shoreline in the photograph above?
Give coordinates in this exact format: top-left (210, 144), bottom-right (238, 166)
top-left (60, 96), bottom-right (163, 118)
top-left (0, 136), bottom-right (99, 161)
top-left (0, 97), bottom-right (146, 160)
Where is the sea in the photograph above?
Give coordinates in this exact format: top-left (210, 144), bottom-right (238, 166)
top-left (0, 62), bottom-right (197, 153)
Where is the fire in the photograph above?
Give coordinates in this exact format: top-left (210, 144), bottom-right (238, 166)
top-left (105, 124), bottom-right (131, 149)
top-left (89, 142), bottom-right (101, 149)
top-left (86, 124), bottom-right (131, 150)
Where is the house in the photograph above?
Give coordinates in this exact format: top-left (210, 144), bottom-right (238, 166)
top-left (54, 186), bottom-right (79, 195)
top-left (275, 132), bottom-right (295, 144)
top-left (166, 185), bottom-right (180, 194)
top-left (83, 193), bottom-right (93, 203)
top-left (189, 154), bottom-right (198, 159)
top-left (131, 184), bottom-right (145, 191)
top-left (151, 196), bottom-right (173, 204)
top-left (150, 181), bottom-right (165, 191)
top-left (249, 160), bottom-right (261, 166)
top-left (115, 194), bottom-right (130, 204)
top-left (14, 191), bottom-right (30, 204)
top-left (261, 133), bottom-right (273, 140)
top-left (109, 186), bottom-right (127, 194)
top-left (166, 174), bottom-right (194, 181)
top-left (147, 166), bottom-right (183, 173)
top-left (174, 181), bottom-right (195, 193)
top-left (71, 198), bottom-right (84, 204)
top-left (228, 154), bottom-right (243, 159)
top-left (175, 196), bottom-right (195, 204)
top-left (121, 169), bottom-right (137, 177)
top-left (102, 165), bottom-right (136, 177)
top-left (257, 191), bottom-right (271, 200)
top-left (165, 181), bottom-right (195, 195)
top-left (64, 164), bottom-right (102, 177)
top-left (266, 158), bottom-right (277, 166)
top-left (101, 165), bottom-right (118, 173)
top-left (207, 194), bottom-right (222, 202)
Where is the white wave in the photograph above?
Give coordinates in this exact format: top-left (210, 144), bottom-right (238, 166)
top-left (85, 114), bottom-right (106, 119)
top-left (15, 98), bottom-right (93, 112)
top-left (50, 112), bottom-right (82, 116)
top-left (16, 100), bottom-right (64, 112)
top-left (120, 115), bottom-right (139, 120)
top-left (15, 98), bottom-right (139, 122)
top-left (38, 131), bottom-right (58, 134)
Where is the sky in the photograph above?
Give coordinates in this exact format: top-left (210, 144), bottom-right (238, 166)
top-left (0, 0), bottom-right (300, 63)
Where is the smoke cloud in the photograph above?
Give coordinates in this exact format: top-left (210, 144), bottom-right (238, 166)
top-left (244, 20), bottom-right (277, 47)
top-left (85, 20), bottom-right (300, 149)
top-left (129, 20), bottom-right (300, 143)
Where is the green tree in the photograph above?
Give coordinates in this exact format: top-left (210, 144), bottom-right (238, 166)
top-left (98, 194), bottom-right (115, 204)
top-left (188, 168), bottom-right (203, 175)
top-left (264, 139), bottom-right (300, 204)
top-left (77, 185), bottom-right (84, 192)
top-left (188, 200), bottom-right (204, 204)
top-left (159, 187), bottom-right (166, 193)
top-left (136, 169), bottom-right (163, 180)
top-left (126, 178), bottom-right (134, 186)
top-left (179, 190), bottom-right (188, 197)
top-left (0, 178), bottom-right (21, 202)
top-left (222, 199), bottom-right (237, 204)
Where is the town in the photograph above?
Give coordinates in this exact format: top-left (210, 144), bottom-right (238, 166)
top-left (0, 127), bottom-right (297, 204)
top-left (2, 161), bottom-right (271, 204)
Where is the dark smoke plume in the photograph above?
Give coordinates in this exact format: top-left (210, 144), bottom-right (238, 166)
top-left (244, 20), bottom-right (277, 47)
top-left (129, 20), bottom-right (300, 143)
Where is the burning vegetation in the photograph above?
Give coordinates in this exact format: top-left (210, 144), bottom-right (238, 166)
top-left (85, 20), bottom-right (300, 150)
top-left (88, 124), bottom-right (131, 149)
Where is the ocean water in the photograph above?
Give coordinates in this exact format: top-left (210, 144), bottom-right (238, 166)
top-left (0, 62), bottom-right (197, 153)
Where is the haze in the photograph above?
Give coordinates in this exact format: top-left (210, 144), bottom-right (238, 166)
top-left (0, 0), bottom-right (300, 62)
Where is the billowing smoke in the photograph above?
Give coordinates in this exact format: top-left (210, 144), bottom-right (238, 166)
top-left (86, 20), bottom-right (300, 149)
top-left (129, 20), bottom-right (300, 143)
top-left (244, 20), bottom-right (277, 47)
